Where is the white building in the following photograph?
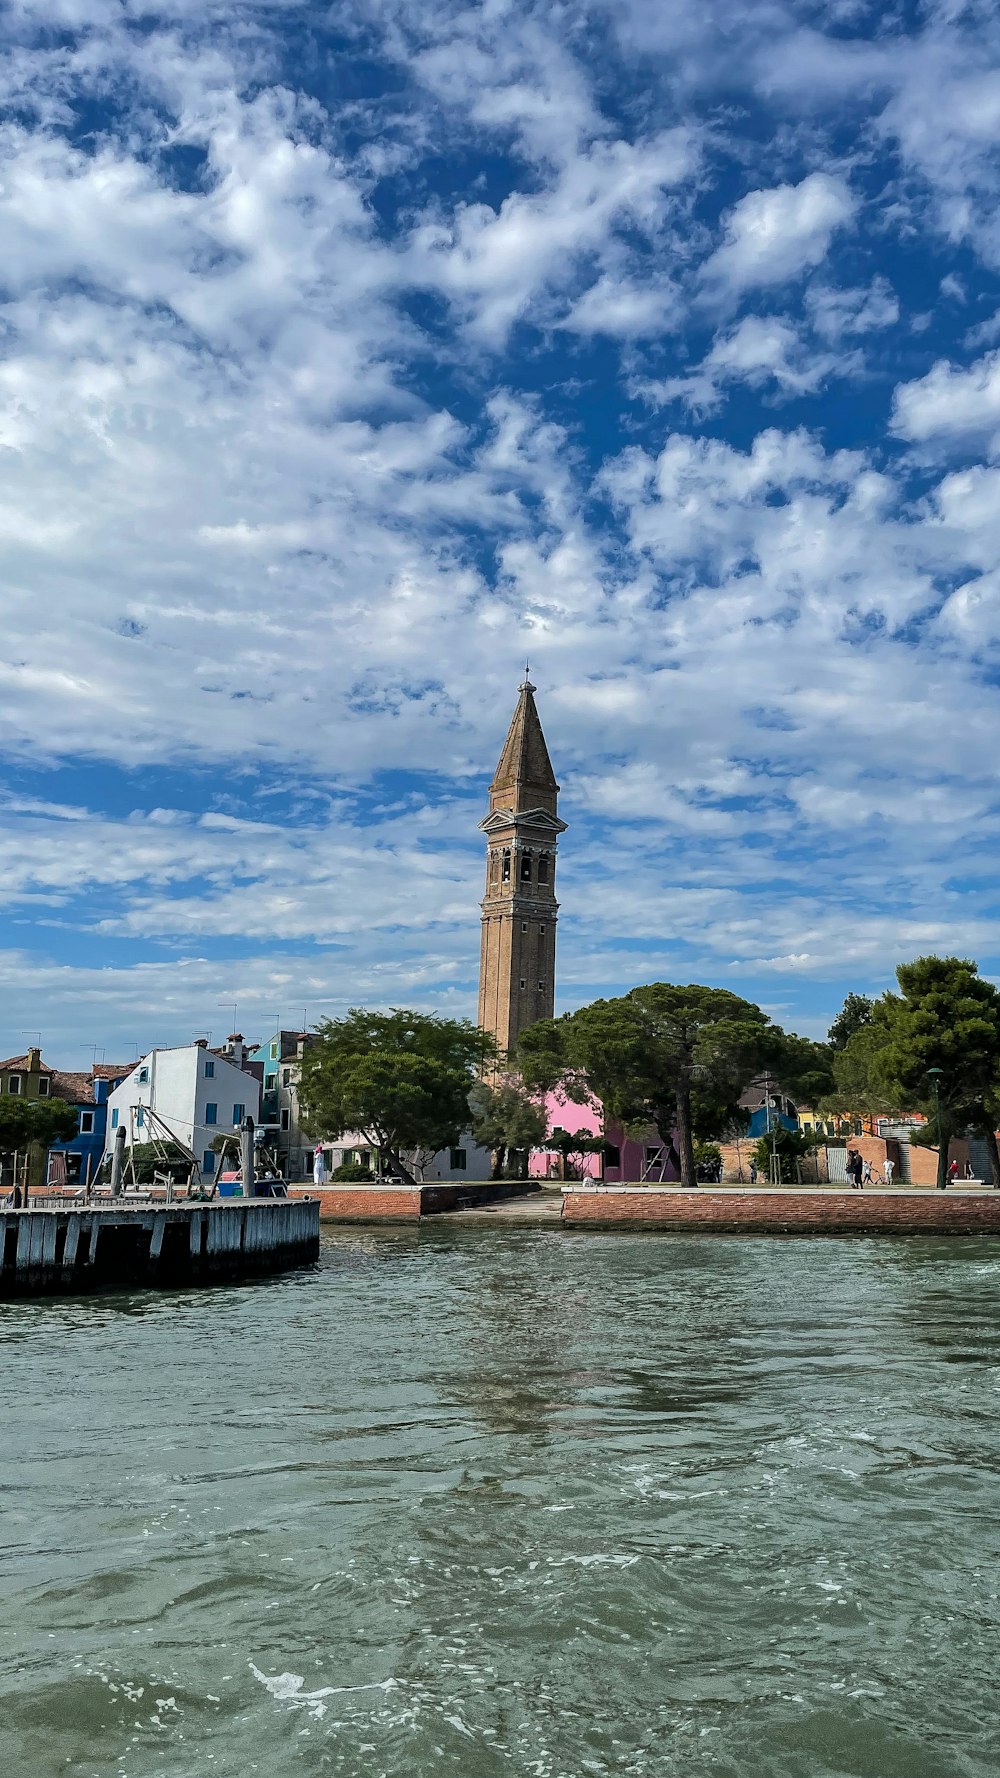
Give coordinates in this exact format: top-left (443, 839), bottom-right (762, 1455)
top-left (318, 1131), bottom-right (493, 1182)
top-left (104, 1041), bottom-right (261, 1183)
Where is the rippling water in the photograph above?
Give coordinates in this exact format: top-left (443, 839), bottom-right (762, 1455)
top-left (2, 1229), bottom-right (1000, 1777)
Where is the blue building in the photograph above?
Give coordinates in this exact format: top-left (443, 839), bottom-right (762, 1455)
top-left (740, 1077), bottom-right (800, 1141)
top-left (46, 1061), bottom-right (131, 1185)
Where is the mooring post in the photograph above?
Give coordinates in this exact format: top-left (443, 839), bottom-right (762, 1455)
top-left (109, 1125), bottom-right (126, 1197)
top-left (240, 1116), bottom-right (256, 1199)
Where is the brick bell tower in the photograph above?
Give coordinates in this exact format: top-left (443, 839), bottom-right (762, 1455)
top-left (478, 674), bottom-right (566, 1063)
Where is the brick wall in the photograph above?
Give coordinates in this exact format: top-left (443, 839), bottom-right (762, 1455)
top-left (562, 1186), bottom-right (1000, 1234)
top-left (288, 1185), bottom-right (420, 1222)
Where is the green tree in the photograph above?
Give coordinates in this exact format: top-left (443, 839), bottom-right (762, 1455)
top-left (693, 1140), bottom-right (723, 1180)
top-left (873, 957), bottom-right (1000, 1190)
top-left (519, 984), bottom-right (779, 1189)
top-left (828, 993), bottom-right (874, 1052)
top-left (0, 1097), bottom-right (78, 1153)
top-left (330, 1160), bottom-right (375, 1181)
top-left (0, 1097), bottom-right (79, 1188)
top-left (774, 1033), bottom-right (836, 1108)
top-left (752, 1125), bottom-right (814, 1184)
top-left (547, 1126), bottom-right (606, 1181)
top-left (468, 1077), bottom-right (547, 1179)
top-left (824, 1022), bottom-right (901, 1125)
top-left (109, 1140), bottom-right (191, 1185)
top-left (297, 1009), bottom-right (497, 1184)
top-left (0, 1099), bottom-right (35, 1156)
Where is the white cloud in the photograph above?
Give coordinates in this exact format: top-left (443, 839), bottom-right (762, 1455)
top-left (702, 172), bottom-right (857, 298)
top-left (892, 348), bottom-right (1000, 447)
top-left (405, 128), bottom-right (697, 342)
top-left (645, 314), bottom-right (855, 411)
top-left (560, 271), bottom-right (681, 338)
top-left (805, 277), bottom-right (899, 343)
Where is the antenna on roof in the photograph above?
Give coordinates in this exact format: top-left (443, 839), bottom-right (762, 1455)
top-left (21, 1030), bottom-right (41, 1045)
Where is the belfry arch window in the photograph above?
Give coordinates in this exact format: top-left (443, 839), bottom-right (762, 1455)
top-left (502, 849), bottom-right (511, 882)
top-left (537, 854), bottom-right (551, 884)
top-left (520, 853), bottom-right (533, 881)
top-left (490, 850), bottom-right (499, 880)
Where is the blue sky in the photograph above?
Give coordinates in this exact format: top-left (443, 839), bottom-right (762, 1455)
top-left (3, 0), bottom-right (1000, 1065)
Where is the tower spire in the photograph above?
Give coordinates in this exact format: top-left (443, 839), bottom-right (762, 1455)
top-left (489, 675), bottom-right (558, 818)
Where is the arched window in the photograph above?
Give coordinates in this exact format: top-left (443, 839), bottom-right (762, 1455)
top-left (502, 849), bottom-right (511, 882)
top-left (537, 853), bottom-right (550, 884)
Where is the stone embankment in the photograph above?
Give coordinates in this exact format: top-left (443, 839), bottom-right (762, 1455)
top-left (561, 1186), bottom-right (1000, 1234)
top-left (292, 1181), bottom-right (1000, 1235)
top-left (288, 1180), bottom-right (542, 1222)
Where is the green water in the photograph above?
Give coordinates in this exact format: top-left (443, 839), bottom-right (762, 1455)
top-left (2, 1230), bottom-right (999, 1778)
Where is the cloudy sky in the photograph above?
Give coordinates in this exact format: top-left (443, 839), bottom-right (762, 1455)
top-left (2, 0), bottom-right (1000, 1064)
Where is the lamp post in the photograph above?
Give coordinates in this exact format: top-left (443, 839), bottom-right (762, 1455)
top-left (926, 1067), bottom-right (945, 1190)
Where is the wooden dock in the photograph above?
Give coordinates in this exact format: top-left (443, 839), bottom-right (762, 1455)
top-left (0, 1198), bottom-right (320, 1296)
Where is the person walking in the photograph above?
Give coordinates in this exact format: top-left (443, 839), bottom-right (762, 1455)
top-left (948, 1158), bottom-right (959, 1187)
top-left (862, 1158), bottom-right (874, 1187)
top-left (853, 1151), bottom-right (866, 1189)
top-left (749, 1158), bottom-right (758, 1184)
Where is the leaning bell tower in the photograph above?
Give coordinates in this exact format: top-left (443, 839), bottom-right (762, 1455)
top-left (478, 675), bottom-right (566, 1062)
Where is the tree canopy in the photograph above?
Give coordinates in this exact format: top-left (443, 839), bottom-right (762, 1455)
top-left (869, 957), bottom-right (1000, 1189)
top-left (297, 1009), bottom-right (496, 1182)
top-left (519, 982), bottom-right (779, 1189)
top-left (468, 1077), bottom-right (547, 1179)
top-left (772, 1032), bottom-right (836, 1107)
top-left (828, 993), bottom-right (874, 1052)
top-left (826, 1023), bottom-right (902, 1124)
top-left (0, 1095), bottom-right (78, 1156)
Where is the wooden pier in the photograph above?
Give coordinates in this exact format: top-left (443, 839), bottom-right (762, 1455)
top-left (0, 1198), bottom-right (320, 1296)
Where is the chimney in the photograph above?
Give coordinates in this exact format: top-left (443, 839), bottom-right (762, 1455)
top-left (27, 1047), bottom-right (41, 1072)
top-left (195, 1037), bottom-right (209, 1049)
top-left (225, 1034), bottom-right (245, 1066)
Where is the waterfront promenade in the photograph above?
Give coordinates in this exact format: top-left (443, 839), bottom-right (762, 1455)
top-left (287, 1180), bottom-right (1000, 1234)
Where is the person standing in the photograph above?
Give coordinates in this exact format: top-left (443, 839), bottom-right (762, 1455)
top-left (883, 1156), bottom-right (894, 1186)
top-left (749, 1158), bottom-right (758, 1184)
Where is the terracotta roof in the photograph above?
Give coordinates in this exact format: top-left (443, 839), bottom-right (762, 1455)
top-left (0, 1055), bottom-right (129, 1103)
top-left (50, 1069), bottom-right (94, 1105)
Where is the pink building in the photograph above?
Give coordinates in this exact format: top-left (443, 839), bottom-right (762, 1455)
top-left (528, 1089), bottom-right (679, 1184)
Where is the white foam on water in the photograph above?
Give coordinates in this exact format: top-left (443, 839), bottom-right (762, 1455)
top-left (248, 1661), bottom-right (398, 1721)
top-left (547, 1552), bottom-right (640, 1568)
